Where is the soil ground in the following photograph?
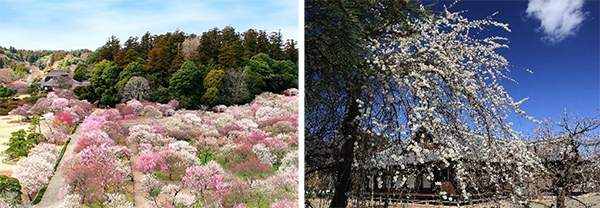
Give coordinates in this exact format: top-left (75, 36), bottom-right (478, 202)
top-left (309, 193), bottom-right (600, 208)
top-left (0, 115), bottom-right (29, 176)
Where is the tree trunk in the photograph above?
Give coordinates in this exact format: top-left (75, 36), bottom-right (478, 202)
top-left (330, 84), bottom-right (362, 208)
top-left (556, 187), bottom-right (565, 208)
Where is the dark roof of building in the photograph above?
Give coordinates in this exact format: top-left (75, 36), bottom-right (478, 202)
top-left (40, 79), bottom-right (59, 87)
top-left (45, 70), bottom-right (69, 77)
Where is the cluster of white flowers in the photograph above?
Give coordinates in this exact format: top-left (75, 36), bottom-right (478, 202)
top-left (139, 174), bottom-right (162, 198)
top-left (253, 143), bottom-right (277, 166)
top-left (208, 113), bottom-right (236, 129)
top-left (13, 144), bottom-right (59, 200)
top-left (103, 193), bottom-right (133, 208)
top-left (255, 106), bottom-right (278, 120)
top-left (174, 193), bottom-right (196, 207)
top-left (60, 194), bottom-right (83, 208)
top-left (160, 184), bottom-right (183, 201)
top-left (279, 96), bottom-right (299, 114)
top-left (279, 150), bottom-right (298, 171)
top-left (236, 118), bottom-right (259, 130)
top-left (169, 140), bottom-right (197, 155)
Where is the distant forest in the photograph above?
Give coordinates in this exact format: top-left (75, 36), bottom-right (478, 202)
top-left (0, 26), bottom-right (298, 109)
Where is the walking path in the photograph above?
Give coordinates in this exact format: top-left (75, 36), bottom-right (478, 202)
top-left (35, 126), bottom-right (82, 207)
top-left (120, 119), bottom-right (153, 207)
top-left (131, 152), bottom-right (153, 207)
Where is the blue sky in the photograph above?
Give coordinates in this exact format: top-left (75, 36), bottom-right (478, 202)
top-left (434, 0), bottom-right (599, 134)
top-left (0, 0), bottom-right (298, 50)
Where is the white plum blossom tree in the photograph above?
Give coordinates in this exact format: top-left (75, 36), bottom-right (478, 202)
top-left (307, 1), bottom-right (542, 207)
top-left (14, 154), bottom-right (54, 201)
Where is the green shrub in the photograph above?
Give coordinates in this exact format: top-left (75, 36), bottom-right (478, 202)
top-left (0, 85), bottom-right (16, 98)
top-left (203, 69), bottom-right (225, 89)
top-left (0, 175), bottom-right (22, 205)
top-left (200, 87), bottom-right (220, 106)
top-left (6, 129), bottom-right (44, 160)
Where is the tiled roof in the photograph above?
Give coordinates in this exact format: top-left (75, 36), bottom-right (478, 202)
top-left (45, 70), bottom-right (69, 77)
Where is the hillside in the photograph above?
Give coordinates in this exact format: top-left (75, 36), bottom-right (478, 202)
top-left (0, 26), bottom-right (298, 115)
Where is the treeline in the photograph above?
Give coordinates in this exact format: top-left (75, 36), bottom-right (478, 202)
top-left (74, 26), bottom-right (298, 109)
top-left (0, 46), bottom-right (88, 70)
top-left (0, 46), bottom-right (90, 85)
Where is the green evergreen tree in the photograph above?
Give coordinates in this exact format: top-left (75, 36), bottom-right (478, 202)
top-left (169, 61), bottom-right (205, 109)
top-left (116, 62), bottom-right (145, 89)
top-left (200, 87), bottom-right (220, 106)
top-left (73, 63), bottom-right (88, 82)
top-left (98, 35), bottom-right (120, 62)
top-left (88, 60), bottom-right (122, 106)
top-left (203, 69), bottom-right (225, 89)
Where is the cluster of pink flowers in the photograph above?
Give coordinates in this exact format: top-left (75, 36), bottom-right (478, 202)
top-left (54, 90), bottom-right (297, 207)
top-left (10, 92), bottom-right (96, 135)
top-left (192, 92), bottom-right (299, 206)
top-left (43, 130), bottom-right (68, 145)
top-left (270, 199), bottom-right (299, 208)
top-left (61, 111), bottom-right (132, 205)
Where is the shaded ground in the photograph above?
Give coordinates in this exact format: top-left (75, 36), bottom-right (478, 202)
top-left (309, 193), bottom-right (600, 208)
top-left (34, 126), bottom-right (82, 207)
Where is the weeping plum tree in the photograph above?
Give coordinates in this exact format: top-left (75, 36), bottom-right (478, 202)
top-left (306, 1), bottom-right (541, 207)
top-left (120, 76), bottom-right (151, 103)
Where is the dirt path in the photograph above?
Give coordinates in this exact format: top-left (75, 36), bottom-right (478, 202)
top-left (130, 148), bottom-right (153, 208)
top-left (34, 126), bottom-right (82, 207)
top-left (121, 119), bottom-right (153, 208)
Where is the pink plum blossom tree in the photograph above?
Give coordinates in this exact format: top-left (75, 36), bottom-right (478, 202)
top-left (8, 104), bottom-right (34, 121)
top-left (134, 152), bottom-right (168, 174)
top-left (126, 99), bottom-right (143, 115)
top-left (167, 99), bottom-right (179, 109)
top-left (183, 165), bottom-right (228, 202)
top-left (141, 105), bottom-right (162, 118)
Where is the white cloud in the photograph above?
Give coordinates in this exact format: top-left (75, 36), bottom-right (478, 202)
top-left (526, 0), bottom-right (587, 44)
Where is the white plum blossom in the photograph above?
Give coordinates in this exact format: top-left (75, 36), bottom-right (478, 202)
top-left (13, 154), bottom-right (54, 199)
top-left (236, 118), bottom-right (259, 130)
top-left (307, 2), bottom-right (547, 206)
top-left (103, 193), bottom-right (133, 208)
top-left (279, 150), bottom-right (298, 171)
top-left (169, 140), bottom-right (197, 155)
top-left (174, 193), bottom-right (196, 207)
top-left (253, 143), bottom-right (277, 166)
top-left (139, 174), bottom-right (162, 198)
top-left (28, 143), bottom-right (60, 164)
top-left (60, 194), bottom-right (83, 208)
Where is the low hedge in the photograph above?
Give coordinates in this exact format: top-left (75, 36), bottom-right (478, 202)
top-left (70, 122), bottom-right (80, 134)
top-left (31, 186), bottom-right (46, 204)
top-left (54, 137), bottom-right (71, 171)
